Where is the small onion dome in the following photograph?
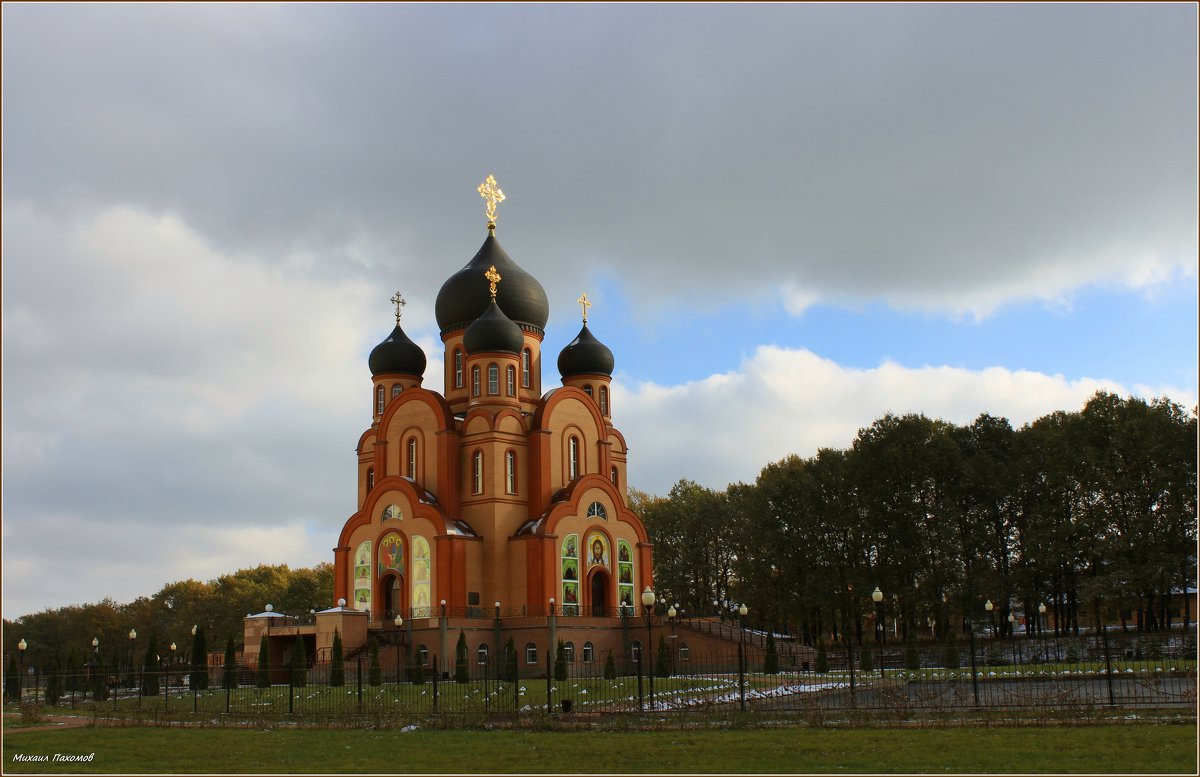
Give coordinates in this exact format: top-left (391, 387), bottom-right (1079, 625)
top-left (463, 298), bottom-right (524, 355)
top-left (557, 323), bottom-right (614, 377)
top-left (435, 233), bottom-right (549, 333)
top-left (368, 324), bottom-right (427, 376)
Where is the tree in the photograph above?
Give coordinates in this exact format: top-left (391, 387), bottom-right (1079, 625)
top-left (141, 631), bottom-right (160, 696)
top-left (65, 653), bottom-right (80, 695)
top-left (290, 635), bottom-right (307, 688)
top-left (554, 640), bottom-right (568, 681)
top-left (256, 635), bottom-right (270, 688)
top-left (858, 641), bottom-right (874, 673)
top-left (904, 633), bottom-right (921, 671)
top-left (4, 654), bottom-right (20, 703)
top-left (603, 651), bottom-right (617, 680)
top-left (410, 647), bottom-right (426, 686)
top-left (815, 640), bottom-right (829, 674)
top-left (45, 653), bottom-right (62, 706)
top-left (455, 631), bottom-right (470, 684)
top-left (190, 625), bottom-right (209, 690)
top-left (329, 629), bottom-right (344, 687)
top-left (502, 636), bottom-right (517, 683)
top-left (941, 642), bottom-right (960, 669)
top-left (763, 631), bottom-right (780, 674)
top-left (655, 635), bottom-right (671, 678)
top-left (368, 637), bottom-right (382, 686)
top-left (222, 637), bottom-right (238, 690)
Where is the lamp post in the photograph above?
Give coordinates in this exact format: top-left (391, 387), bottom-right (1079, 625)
top-left (667, 605), bottom-right (678, 676)
top-left (1007, 611), bottom-right (1020, 665)
top-left (641, 587), bottom-right (656, 710)
top-left (394, 614), bottom-right (404, 682)
top-left (17, 639), bottom-right (27, 701)
top-left (128, 629), bottom-right (137, 689)
top-left (167, 642), bottom-right (176, 710)
top-left (872, 586), bottom-right (884, 677)
top-left (984, 599), bottom-right (995, 641)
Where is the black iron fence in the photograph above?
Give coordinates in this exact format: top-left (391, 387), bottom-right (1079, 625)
top-left (4, 635), bottom-right (1195, 725)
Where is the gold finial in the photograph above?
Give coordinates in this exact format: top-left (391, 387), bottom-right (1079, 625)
top-left (477, 174), bottom-right (505, 230)
top-left (484, 265), bottom-right (502, 300)
top-left (577, 292), bottom-right (591, 324)
top-left (390, 291), bottom-right (406, 324)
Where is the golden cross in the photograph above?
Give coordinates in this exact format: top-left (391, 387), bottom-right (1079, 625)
top-left (477, 174), bottom-right (505, 228)
top-left (390, 291), bottom-right (406, 324)
top-left (484, 265), bottom-right (502, 299)
top-left (577, 292), bottom-right (591, 324)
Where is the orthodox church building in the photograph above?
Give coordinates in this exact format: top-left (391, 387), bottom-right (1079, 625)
top-left (244, 177), bottom-right (654, 676)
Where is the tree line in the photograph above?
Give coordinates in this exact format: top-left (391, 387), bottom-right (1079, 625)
top-left (634, 392), bottom-right (1197, 645)
top-left (3, 563), bottom-right (333, 672)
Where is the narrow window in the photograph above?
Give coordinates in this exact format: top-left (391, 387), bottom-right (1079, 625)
top-left (630, 641), bottom-right (642, 662)
top-left (568, 436), bottom-right (579, 480)
top-left (366, 467), bottom-right (375, 491)
top-left (487, 363), bottom-right (500, 395)
top-left (407, 438), bottom-right (417, 480)
top-left (506, 366), bottom-right (516, 396)
top-left (376, 385), bottom-right (385, 414)
top-left (679, 643), bottom-right (690, 662)
top-left (525, 642), bottom-right (538, 665)
top-left (599, 386), bottom-right (608, 415)
top-left (472, 451), bottom-right (483, 495)
top-left (392, 383), bottom-right (402, 398)
top-left (472, 366), bottom-right (481, 397)
top-left (521, 349), bottom-right (531, 388)
top-left (418, 644), bottom-right (429, 666)
top-left (583, 642), bottom-right (594, 662)
top-left (583, 384), bottom-right (593, 398)
top-left (477, 644), bottom-right (489, 665)
top-left (454, 349), bottom-right (464, 389)
top-left (610, 466), bottom-right (619, 487)
top-left (505, 451), bottom-right (517, 494)
top-left (564, 641), bottom-right (575, 663)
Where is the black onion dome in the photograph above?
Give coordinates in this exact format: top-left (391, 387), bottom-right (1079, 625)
top-left (434, 232), bottom-right (549, 333)
top-left (463, 299), bottom-right (524, 355)
top-left (557, 323), bottom-right (615, 377)
top-left (369, 324), bottom-right (427, 376)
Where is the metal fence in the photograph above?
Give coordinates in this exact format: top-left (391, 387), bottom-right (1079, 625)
top-left (5, 636), bottom-right (1195, 726)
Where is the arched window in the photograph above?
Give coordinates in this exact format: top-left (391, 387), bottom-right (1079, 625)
top-left (564, 641), bottom-right (575, 663)
top-left (525, 642), bottom-right (538, 665)
top-left (679, 642), bottom-right (690, 662)
top-left (583, 384), bottom-right (593, 398)
top-left (406, 438), bottom-right (417, 480)
top-left (392, 383), bottom-right (402, 399)
top-left (366, 467), bottom-right (375, 491)
top-left (610, 466), bottom-right (619, 487)
top-left (521, 349), bottom-right (531, 388)
top-left (454, 349), bottom-right (464, 389)
top-left (487, 363), bottom-right (500, 395)
top-left (505, 450), bottom-right (517, 494)
top-left (472, 365), bottom-right (481, 397)
top-left (599, 386), bottom-right (608, 415)
top-left (472, 451), bottom-right (484, 495)
top-left (506, 366), bottom-right (516, 396)
top-left (568, 436), bottom-right (579, 480)
top-left (477, 644), bottom-right (489, 665)
top-left (630, 641), bottom-right (642, 662)
top-left (587, 501), bottom-right (607, 520)
top-left (582, 641), bottom-right (594, 662)
top-left (376, 385), bottom-right (385, 414)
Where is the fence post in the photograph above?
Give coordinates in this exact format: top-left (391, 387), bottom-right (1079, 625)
top-left (546, 648), bottom-right (552, 715)
top-left (738, 641), bottom-right (746, 712)
top-left (193, 676), bottom-right (198, 715)
top-left (636, 651), bottom-right (644, 711)
top-left (225, 675), bottom-right (231, 714)
top-left (1101, 621), bottom-right (1116, 706)
top-left (356, 655), bottom-right (363, 713)
top-left (288, 671), bottom-right (294, 714)
top-left (432, 655), bottom-right (439, 714)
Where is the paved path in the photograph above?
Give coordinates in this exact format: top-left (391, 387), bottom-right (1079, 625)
top-left (2, 712), bottom-right (92, 734)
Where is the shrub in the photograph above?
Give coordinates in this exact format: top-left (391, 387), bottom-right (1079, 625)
top-left (554, 640), bottom-right (568, 682)
top-left (603, 651), bottom-right (617, 680)
top-left (455, 631), bottom-right (470, 684)
top-left (256, 634), bottom-right (271, 688)
top-left (656, 635), bottom-right (671, 678)
top-left (410, 648), bottom-right (426, 685)
top-left (329, 629), bottom-right (345, 687)
top-left (815, 640), bottom-right (829, 674)
top-left (764, 631), bottom-right (780, 674)
top-left (223, 637), bottom-right (238, 690)
top-left (290, 635), bottom-right (307, 688)
top-left (368, 637), bottom-right (382, 686)
top-left (502, 637), bottom-right (517, 683)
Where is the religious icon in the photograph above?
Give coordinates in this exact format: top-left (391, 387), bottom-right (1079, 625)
top-left (620, 588), bottom-right (633, 607)
top-left (619, 565), bottom-right (632, 584)
top-left (564, 536), bottom-right (577, 558)
top-left (618, 542), bottom-right (631, 563)
top-left (563, 582), bottom-right (578, 604)
top-left (587, 535), bottom-right (609, 568)
top-left (563, 559), bottom-right (578, 581)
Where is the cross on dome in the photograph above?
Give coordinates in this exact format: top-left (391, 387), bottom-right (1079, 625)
top-left (577, 292), bottom-right (591, 324)
top-left (477, 174), bottom-right (505, 230)
top-left (390, 291), bottom-right (406, 324)
top-left (484, 265), bottom-right (502, 300)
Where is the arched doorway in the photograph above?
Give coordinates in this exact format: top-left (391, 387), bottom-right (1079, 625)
top-left (382, 573), bottom-right (404, 618)
top-left (589, 570), bottom-right (610, 617)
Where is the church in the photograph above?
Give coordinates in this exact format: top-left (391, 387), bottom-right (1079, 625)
top-left (244, 176), bottom-right (654, 677)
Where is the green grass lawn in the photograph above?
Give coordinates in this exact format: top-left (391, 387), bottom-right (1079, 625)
top-left (2, 723), bottom-right (1195, 774)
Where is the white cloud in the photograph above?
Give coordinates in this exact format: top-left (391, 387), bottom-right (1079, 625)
top-left (616, 346), bottom-right (1196, 495)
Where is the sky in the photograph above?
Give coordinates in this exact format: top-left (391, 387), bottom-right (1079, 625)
top-left (2, 3), bottom-right (1196, 619)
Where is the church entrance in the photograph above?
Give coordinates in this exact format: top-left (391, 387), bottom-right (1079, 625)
top-left (589, 571), bottom-right (610, 617)
top-left (382, 574), bottom-right (404, 618)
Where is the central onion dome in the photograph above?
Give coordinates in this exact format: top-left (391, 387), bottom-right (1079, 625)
top-left (464, 297), bottom-right (524, 354)
top-left (369, 323), bottom-right (427, 376)
top-left (557, 323), bottom-right (615, 377)
top-left (435, 232), bottom-right (549, 333)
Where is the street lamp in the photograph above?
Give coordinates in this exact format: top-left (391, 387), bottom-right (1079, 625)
top-left (641, 587), bottom-right (656, 710)
top-left (129, 629), bottom-right (137, 688)
top-left (984, 599), bottom-right (995, 640)
top-left (736, 603), bottom-right (749, 711)
top-left (394, 615), bottom-right (404, 682)
top-left (1007, 612), bottom-right (1019, 665)
top-left (871, 586), bottom-right (885, 677)
top-left (17, 639), bottom-right (27, 700)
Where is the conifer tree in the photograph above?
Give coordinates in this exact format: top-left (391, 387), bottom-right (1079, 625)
top-left (45, 653), bottom-right (62, 706)
top-left (764, 630), bottom-right (780, 674)
top-left (65, 653), bottom-right (80, 695)
top-left (190, 625), bottom-right (209, 690)
top-left (859, 641), bottom-right (874, 673)
top-left (454, 631), bottom-right (470, 684)
top-left (656, 635), bottom-right (671, 678)
top-left (329, 629), bottom-right (345, 687)
top-left (141, 631), bottom-right (160, 696)
top-left (223, 637), bottom-right (238, 690)
top-left (256, 634), bottom-right (271, 688)
top-left (603, 651), bottom-right (618, 680)
top-left (410, 647), bottom-right (426, 685)
top-left (4, 654), bottom-right (20, 703)
top-left (503, 636), bottom-right (517, 683)
top-left (942, 642), bottom-right (960, 670)
top-left (904, 633), bottom-right (921, 671)
top-left (368, 637), bottom-right (382, 686)
top-left (815, 639), bottom-right (829, 673)
top-left (290, 635), bottom-right (307, 687)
